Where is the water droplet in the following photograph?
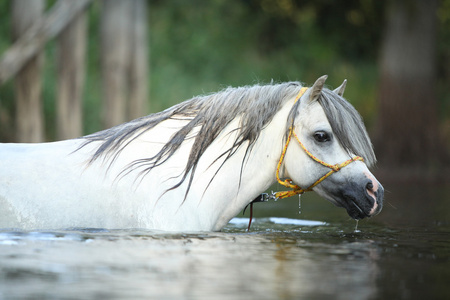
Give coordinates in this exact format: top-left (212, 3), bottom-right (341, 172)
top-left (298, 194), bottom-right (302, 214)
top-left (354, 220), bottom-right (359, 232)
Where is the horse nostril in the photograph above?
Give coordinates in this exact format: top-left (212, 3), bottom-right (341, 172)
top-left (366, 181), bottom-right (374, 191)
top-left (365, 180), bottom-right (377, 203)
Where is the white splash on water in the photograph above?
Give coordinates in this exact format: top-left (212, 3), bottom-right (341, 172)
top-left (229, 217), bottom-right (326, 227)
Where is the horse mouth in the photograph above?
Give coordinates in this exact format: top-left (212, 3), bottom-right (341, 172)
top-left (342, 195), bottom-right (373, 220)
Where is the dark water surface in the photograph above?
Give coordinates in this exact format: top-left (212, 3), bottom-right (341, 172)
top-left (0, 185), bottom-right (449, 299)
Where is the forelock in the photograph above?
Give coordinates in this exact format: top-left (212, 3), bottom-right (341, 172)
top-left (318, 89), bottom-right (376, 167)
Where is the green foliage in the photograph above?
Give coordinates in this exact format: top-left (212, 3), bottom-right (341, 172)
top-left (0, 0), bottom-right (448, 141)
top-left (148, 0), bottom-right (382, 125)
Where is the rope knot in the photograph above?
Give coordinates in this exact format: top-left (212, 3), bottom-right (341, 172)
top-left (331, 165), bottom-right (341, 172)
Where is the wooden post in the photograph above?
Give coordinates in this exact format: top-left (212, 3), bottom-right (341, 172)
top-left (56, 7), bottom-right (86, 139)
top-left (100, 0), bottom-right (133, 128)
top-left (127, 0), bottom-right (149, 120)
top-left (0, 0), bottom-right (92, 85)
top-left (12, 0), bottom-right (45, 142)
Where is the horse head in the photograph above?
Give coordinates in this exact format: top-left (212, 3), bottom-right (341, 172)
top-left (283, 75), bottom-right (384, 219)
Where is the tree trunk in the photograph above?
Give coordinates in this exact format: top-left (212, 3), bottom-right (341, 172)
top-left (374, 0), bottom-right (447, 179)
top-left (127, 0), bottom-right (149, 120)
top-left (12, 0), bottom-right (45, 142)
top-left (100, 0), bottom-right (133, 128)
top-left (56, 8), bottom-right (86, 139)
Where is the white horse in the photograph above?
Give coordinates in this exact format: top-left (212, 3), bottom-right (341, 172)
top-left (0, 75), bottom-right (383, 231)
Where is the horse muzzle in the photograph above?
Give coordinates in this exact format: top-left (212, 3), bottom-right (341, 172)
top-left (336, 176), bottom-right (384, 220)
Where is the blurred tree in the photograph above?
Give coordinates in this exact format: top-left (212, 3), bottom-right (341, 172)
top-left (127, 0), bottom-right (149, 121)
top-left (12, 0), bottom-right (45, 142)
top-left (1, 0), bottom-right (448, 149)
top-left (100, 0), bottom-right (131, 128)
top-left (100, 0), bottom-right (149, 128)
top-left (374, 0), bottom-right (448, 177)
top-left (57, 7), bottom-right (86, 139)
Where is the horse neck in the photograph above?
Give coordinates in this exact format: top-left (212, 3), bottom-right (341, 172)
top-left (202, 99), bottom-right (295, 229)
top-left (226, 98), bottom-right (296, 205)
top-left (255, 98), bottom-right (296, 177)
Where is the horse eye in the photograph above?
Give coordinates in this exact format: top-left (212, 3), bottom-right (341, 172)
top-left (313, 131), bottom-right (331, 142)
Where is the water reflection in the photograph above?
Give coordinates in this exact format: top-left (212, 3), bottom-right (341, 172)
top-left (0, 224), bottom-right (383, 300)
top-left (0, 185), bottom-right (448, 299)
top-left (268, 234), bottom-right (380, 300)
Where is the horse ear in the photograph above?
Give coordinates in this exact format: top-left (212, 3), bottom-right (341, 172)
top-left (333, 79), bottom-right (347, 96)
top-left (309, 75), bottom-right (328, 102)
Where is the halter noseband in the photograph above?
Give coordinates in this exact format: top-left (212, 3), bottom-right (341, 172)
top-left (274, 87), bottom-right (364, 199)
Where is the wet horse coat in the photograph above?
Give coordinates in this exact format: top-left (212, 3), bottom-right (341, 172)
top-left (0, 76), bottom-right (383, 231)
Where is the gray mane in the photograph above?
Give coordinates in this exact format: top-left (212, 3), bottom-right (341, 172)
top-left (80, 81), bottom-right (375, 197)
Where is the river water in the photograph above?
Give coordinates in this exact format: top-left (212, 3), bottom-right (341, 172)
top-left (0, 185), bottom-right (449, 300)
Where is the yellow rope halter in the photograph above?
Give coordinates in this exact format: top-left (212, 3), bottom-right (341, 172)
top-left (274, 87), bottom-right (364, 199)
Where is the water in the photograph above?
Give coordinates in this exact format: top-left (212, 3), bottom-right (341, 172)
top-left (0, 185), bottom-right (449, 300)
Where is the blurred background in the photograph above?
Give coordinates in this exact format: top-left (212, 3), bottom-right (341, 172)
top-left (0, 0), bottom-right (449, 181)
